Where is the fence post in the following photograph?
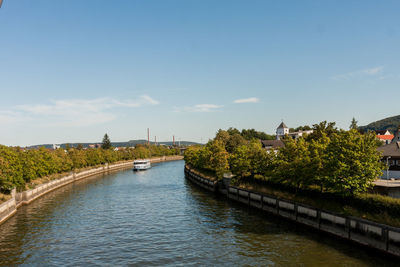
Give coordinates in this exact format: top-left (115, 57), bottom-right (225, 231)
top-left (276, 199), bottom-right (280, 215)
top-left (345, 217), bottom-right (351, 239)
top-left (261, 195), bottom-right (264, 209)
top-left (383, 227), bottom-right (389, 251)
top-left (317, 210), bottom-right (321, 229)
top-left (11, 188), bottom-right (16, 199)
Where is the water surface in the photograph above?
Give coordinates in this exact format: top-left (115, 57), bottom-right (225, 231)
top-left (0, 160), bottom-right (396, 266)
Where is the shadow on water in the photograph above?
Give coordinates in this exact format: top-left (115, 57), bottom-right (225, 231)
top-left (0, 171), bottom-right (121, 265)
top-left (0, 160), bottom-right (398, 266)
top-left (184, 178), bottom-right (399, 267)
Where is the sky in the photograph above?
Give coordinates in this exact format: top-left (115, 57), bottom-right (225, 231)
top-left (0, 0), bottom-right (400, 146)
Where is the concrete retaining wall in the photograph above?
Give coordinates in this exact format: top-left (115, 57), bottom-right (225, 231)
top-left (184, 165), bottom-right (400, 257)
top-left (184, 168), bottom-right (218, 192)
top-left (0, 156), bottom-right (183, 226)
top-left (0, 189), bottom-right (17, 225)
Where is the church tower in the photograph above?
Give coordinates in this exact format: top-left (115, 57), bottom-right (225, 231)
top-left (276, 122), bottom-right (289, 140)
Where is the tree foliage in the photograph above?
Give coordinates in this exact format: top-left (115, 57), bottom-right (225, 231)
top-left (290, 125), bottom-right (312, 133)
top-left (359, 115), bottom-right (400, 133)
top-left (350, 117), bottom-right (358, 130)
top-left (0, 144), bottom-right (179, 193)
top-left (325, 130), bottom-right (384, 195)
top-left (184, 140), bottom-right (229, 179)
top-left (185, 122), bottom-right (385, 196)
top-left (101, 134), bottom-right (112, 149)
top-left (240, 128), bottom-right (275, 140)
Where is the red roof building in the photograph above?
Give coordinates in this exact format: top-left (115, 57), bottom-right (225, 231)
top-left (376, 130), bottom-right (394, 145)
top-left (377, 134), bottom-right (394, 145)
top-left (377, 135), bottom-right (394, 140)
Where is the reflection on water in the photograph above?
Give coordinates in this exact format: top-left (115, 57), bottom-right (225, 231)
top-left (0, 160), bottom-right (397, 266)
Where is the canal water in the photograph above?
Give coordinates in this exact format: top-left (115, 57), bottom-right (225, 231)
top-left (0, 160), bottom-right (396, 266)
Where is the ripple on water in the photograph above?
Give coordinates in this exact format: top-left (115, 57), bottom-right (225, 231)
top-left (0, 161), bottom-right (398, 266)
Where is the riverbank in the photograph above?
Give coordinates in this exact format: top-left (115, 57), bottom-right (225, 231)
top-left (238, 180), bottom-right (400, 228)
top-left (2, 160), bottom-right (391, 266)
top-left (0, 155), bottom-right (183, 226)
top-left (184, 165), bottom-right (400, 258)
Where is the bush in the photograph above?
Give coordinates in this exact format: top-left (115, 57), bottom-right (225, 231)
top-left (353, 193), bottom-right (400, 218)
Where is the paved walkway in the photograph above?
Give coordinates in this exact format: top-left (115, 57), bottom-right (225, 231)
top-left (374, 179), bottom-right (400, 187)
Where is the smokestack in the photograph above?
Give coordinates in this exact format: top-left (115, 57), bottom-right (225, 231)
top-left (173, 135), bottom-right (175, 146)
top-left (147, 128), bottom-right (150, 145)
top-left (155, 136), bottom-right (157, 145)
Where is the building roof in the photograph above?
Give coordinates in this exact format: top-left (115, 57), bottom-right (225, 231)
top-left (378, 142), bottom-right (400, 157)
top-left (277, 122), bottom-right (288, 129)
top-left (377, 135), bottom-right (394, 140)
top-left (376, 130), bottom-right (391, 135)
top-left (261, 140), bottom-right (285, 149)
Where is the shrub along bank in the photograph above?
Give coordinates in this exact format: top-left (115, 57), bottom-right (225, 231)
top-left (237, 177), bottom-right (400, 227)
top-left (184, 122), bottom-right (400, 227)
top-left (0, 144), bottom-right (180, 193)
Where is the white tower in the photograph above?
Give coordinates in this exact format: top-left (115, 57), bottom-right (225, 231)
top-left (276, 122), bottom-right (289, 140)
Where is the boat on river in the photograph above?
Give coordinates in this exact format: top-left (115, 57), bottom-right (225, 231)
top-left (133, 159), bottom-right (151, 171)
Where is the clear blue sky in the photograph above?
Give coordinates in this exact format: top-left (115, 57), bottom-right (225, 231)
top-left (1, 0), bottom-right (399, 146)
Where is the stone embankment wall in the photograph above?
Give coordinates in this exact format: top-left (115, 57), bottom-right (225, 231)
top-left (0, 156), bottom-right (183, 226)
top-left (184, 165), bottom-right (400, 257)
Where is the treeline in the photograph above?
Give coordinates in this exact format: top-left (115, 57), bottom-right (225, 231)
top-left (358, 115), bottom-right (400, 133)
top-left (185, 121), bottom-right (384, 196)
top-left (289, 125), bottom-right (312, 133)
top-left (0, 144), bottom-right (179, 192)
top-left (223, 127), bottom-right (275, 141)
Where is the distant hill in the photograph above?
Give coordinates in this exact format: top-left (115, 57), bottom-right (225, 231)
top-left (27, 140), bottom-right (200, 149)
top-left (359, 115), bottom-right (400, 133)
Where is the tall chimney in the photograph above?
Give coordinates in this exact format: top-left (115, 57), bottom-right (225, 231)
top-left (173, 135), bottom-right (175, 146)
top-left (147, 128), bottom-right (150, 145)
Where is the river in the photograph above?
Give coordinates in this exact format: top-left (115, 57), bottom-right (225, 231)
top-left (0, 160), bottom-right (396, 266)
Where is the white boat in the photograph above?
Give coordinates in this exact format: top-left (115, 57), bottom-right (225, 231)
top-left (133, 159), bottom-right (151, 171)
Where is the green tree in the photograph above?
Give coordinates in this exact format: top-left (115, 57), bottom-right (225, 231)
top-left (274, 138), bottom-right (313, 190)
top-left (101, 134), bottom-right (112, 149)
top-left (307, 121), bottom-right (338, 140)
top-left (0, 141), bottom-right (168, 192)
top-left (247, 140), bottom-right (274, 177)
top-left (226, 133), bottom-right (247, 153)
top-left (0, 146), bottom-right (24, 192)
top-left (184, 145), bottom-right (202, 168)
top-left (86, 148), bottom-right (105, 166)
top-left (207, 140), bottom-right (230, 179)
top-left (229, 144), bottom-right (252, 178)
top-left (68, 149), bottom-right (87, 169)
top-left (215, 129), bottom-right (230, 146)
top-left (350, 117), bottom-right (358, 130)
top-left (54, 148), bottom-right (73, 172)
top-left (241, 128), bottom-right (274, 140)
top-left (294, 125), bottom-right (312, 132)
top-left (326, 130), bottom-right (384, 196)
top-left (308, 132), bottom-right (331, 192)
top-left (134, 145), bottom-right (151, 159)
top-left (227, 127), bottom-right (241, 136)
